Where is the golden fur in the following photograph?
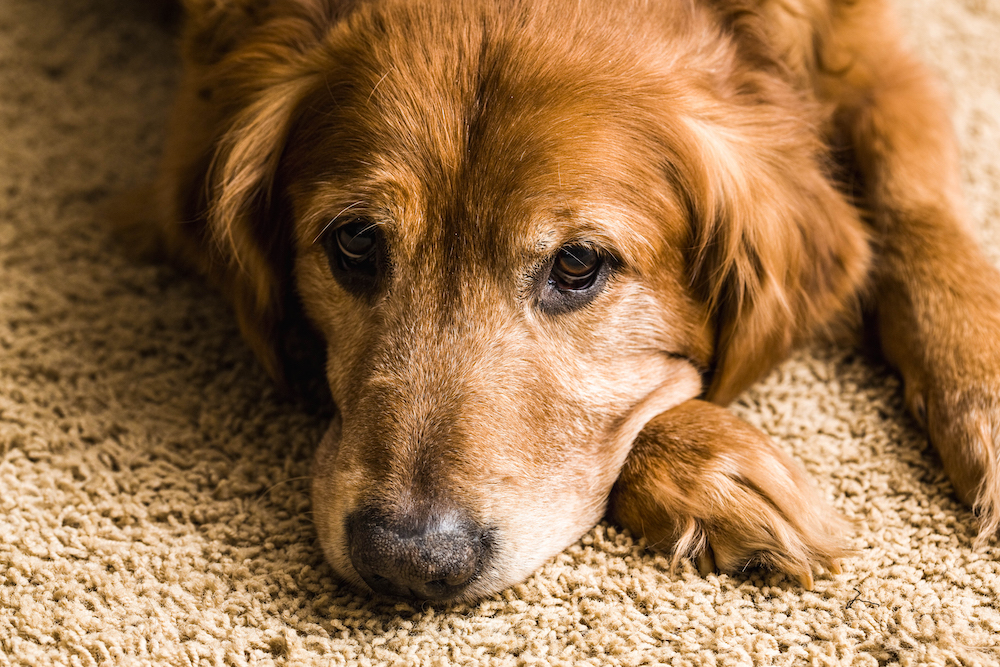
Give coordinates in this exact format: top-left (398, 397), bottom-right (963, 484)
top-left (139, 0), bottom-right (1000, 600)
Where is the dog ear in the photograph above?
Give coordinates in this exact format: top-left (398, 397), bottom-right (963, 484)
top-left (180, 0), bottom-right (267, 66)
top-left (183, 4), bottom-right (335, 383)
top-left (677, 102), bottom-right (871, 404)
top-left (205, 73), bottom-right (320, 382)
top-left (179, 0), bottom-right (357, 66)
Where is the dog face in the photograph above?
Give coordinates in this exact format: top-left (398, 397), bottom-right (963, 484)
top-left (289, 4), bottom-right (712, 599)
top-left (179, 0), bottom-right (869, 600)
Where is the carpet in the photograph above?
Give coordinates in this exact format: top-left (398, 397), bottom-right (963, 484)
top-left (1, 1), bottom-right (999, 665)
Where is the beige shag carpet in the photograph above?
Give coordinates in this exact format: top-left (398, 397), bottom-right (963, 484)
top-left (2, 0), bottom-right (1000, 665)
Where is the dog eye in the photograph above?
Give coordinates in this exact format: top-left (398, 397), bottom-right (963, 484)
top-left (539, 243), bottom-right (609, 313)
top-left (336, 220), bottom-right (378, 264)
top-left (551, 245), bottom-right (601, 291)
top-left (323, 218), bottom-right (382, 295)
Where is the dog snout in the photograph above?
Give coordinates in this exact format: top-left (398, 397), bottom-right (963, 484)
top-left (346, 507), bottom-right (493, 600)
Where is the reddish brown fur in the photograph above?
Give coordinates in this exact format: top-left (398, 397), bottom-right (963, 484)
top-left (140, 0), bottom-right (1000, 599)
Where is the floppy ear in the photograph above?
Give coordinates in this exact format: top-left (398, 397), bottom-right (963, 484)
top-left (204, 71), bottom-right (322, 382)
top-left (180, 0), bottom-right (357, 66)
top-left (165, 1), bottom-right (336, 383)
top-left (678, 104), bottom-right (871, 404)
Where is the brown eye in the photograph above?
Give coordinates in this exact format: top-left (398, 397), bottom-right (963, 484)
top-left (336, 220), bottom-right (378, 264)
top-left (551, 244), bottom-right (601, 291)
top-left (538, 243), bottom-right (611, 314)
top-left (322, 218), bottom-right (383, 297)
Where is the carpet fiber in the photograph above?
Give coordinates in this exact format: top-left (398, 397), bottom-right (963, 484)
top-left (2, 1), bottom-right (999, 665)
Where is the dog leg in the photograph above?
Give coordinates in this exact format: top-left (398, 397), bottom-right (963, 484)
top-left (823, 1), bottom-right (1000, 543)
top-left (607, 400), bottom-right (849, 588)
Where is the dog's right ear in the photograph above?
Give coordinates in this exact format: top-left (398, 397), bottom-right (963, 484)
top-left (161, 0), bottom-right (349, 383)
top-left (180, 0), bottom-right (267, 66)
top-left (179, 0), bottom-right (357, 66)
top-left (204, 68), bottom-right (323, 382)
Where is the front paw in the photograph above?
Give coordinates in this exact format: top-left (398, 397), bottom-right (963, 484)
top-left (878, 259), bottom-right (1000, 547)
top-left (917, 376), bottom-right (1000, 546)
top-left (608, 400), bottom-right (850, 588)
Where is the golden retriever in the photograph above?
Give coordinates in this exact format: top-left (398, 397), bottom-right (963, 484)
top-left (142, 0), bottom-right (1000, 600)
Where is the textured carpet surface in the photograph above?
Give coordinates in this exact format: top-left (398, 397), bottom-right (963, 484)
top-left (2, 1), bottom-right (1000, 665)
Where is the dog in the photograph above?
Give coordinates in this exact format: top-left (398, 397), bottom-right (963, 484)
top-left (144, 0), bottom-right (1000, 601)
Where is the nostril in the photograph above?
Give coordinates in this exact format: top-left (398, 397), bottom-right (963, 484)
top-left (346, 508), bottom-right (491, 600)
top-left (443, 572), bottom-right (471, 587)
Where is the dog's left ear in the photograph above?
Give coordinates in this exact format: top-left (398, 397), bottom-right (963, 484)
top-left (677, 102), bottom-right (871, 404)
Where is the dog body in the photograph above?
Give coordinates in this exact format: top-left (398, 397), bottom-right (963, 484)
top-left (151, 0), bottom-right (1000, 600)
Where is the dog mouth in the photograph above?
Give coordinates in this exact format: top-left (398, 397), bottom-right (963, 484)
top-left (314, 414), bottom-right (504, 602)
top-left (313, 361), bottom-right (703, 602)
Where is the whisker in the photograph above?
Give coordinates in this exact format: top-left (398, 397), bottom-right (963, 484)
top-left (252, 475), bottom-right (312, 508)
top-left (349, 221), bottom-right (380, 245)
top-left (314, 201), bottom-right (365, 243)
top-left (367, 67), bottom-right (395, 104)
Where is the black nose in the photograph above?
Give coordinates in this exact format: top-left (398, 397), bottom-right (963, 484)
top-left (347, 508), bottom-right (491, 600)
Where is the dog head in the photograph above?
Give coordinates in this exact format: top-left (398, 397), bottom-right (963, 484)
top-left (179, 0), bottom-right (868, 600)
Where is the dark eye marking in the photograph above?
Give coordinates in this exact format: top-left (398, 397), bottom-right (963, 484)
top-left (321, 217), bottom-right (384, 297)
top-left (539, 243), bottom-right (611, 313)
